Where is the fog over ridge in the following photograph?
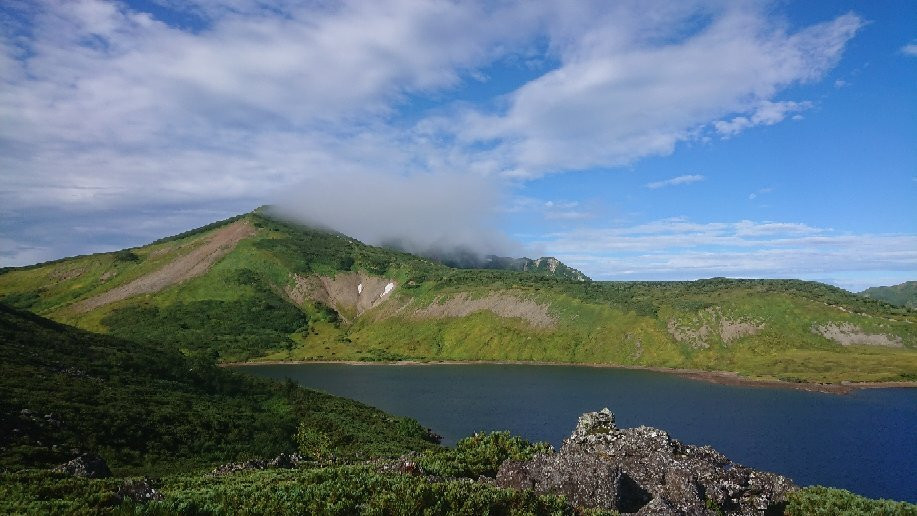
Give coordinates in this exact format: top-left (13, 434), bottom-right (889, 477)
top-left (273, 171), bottom-right (526, 264)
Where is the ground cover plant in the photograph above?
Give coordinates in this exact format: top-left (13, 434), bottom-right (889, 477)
top-left (0, 304), bottom-right (437, 476)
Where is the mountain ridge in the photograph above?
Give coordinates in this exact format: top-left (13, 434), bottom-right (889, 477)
top-left (860, 281), bottom-right (917, 309)
top-left (0, 210), bottom-right (915, 384)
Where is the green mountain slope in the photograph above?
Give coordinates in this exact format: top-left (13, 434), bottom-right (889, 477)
top-left (0, 303), bottom-right (436, 476)
top-left (479, 255), bottom-right (590, 281)
top-left (1, 209), bottom-right (915, 383)
top-left (861, 281), bottom-right (917, 309)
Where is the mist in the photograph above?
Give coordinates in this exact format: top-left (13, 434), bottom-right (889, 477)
top-left (273, 172), bottom-right (524, 263)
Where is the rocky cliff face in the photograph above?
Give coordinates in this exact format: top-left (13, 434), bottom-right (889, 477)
top-left (495, 409), bottom-right (796, 515)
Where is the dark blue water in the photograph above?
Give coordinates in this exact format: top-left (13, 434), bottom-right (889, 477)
top-left (241, 363), bottom-right (917, 502)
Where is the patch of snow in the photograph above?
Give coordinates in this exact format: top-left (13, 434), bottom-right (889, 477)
top-left (381, 282), bottom-right (394, 297)
top-left (357, 283), bottom-right (363, 294)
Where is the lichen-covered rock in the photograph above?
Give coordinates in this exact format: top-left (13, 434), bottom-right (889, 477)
top-left (53, 454), bottom-right (111, 478)
top-left (211, 458), bottom-right (267, 476)
top-left (116, 478), bottom-right (164, 503)
top-left (495, 408), bottom-right (796, 515)
top-left (268, 452), bottom-right (304, 469)
top-left (212, 452), bottom-right (306, 475)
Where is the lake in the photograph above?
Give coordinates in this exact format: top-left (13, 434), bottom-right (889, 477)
top-left (241, 363), bottom-right (917, 502)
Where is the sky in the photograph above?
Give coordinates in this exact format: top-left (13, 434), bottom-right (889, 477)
top-left (1, 0), bottom-right (915, 291)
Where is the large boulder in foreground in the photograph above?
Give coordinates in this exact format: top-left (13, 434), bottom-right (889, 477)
top-left (495, 408), bottom-right (795, 515)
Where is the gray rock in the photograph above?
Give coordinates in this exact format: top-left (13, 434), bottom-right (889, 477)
top-left (212, 452), bottom-right (306, 475)
top-left (53, 454), bottom-right (111, 478)
top-left (116, 478), bottom-right (164, 503)
top-left (495, 408), bottom-right (796, 515)
top-left (268, 452), bottom-right (304, 469)
top-left (211, 459), bottom-right (267, 476)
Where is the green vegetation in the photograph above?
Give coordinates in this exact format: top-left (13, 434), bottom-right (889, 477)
top-left (416, 431), bottom-right (553, 478)
top-left (861, 281), bottom-right (917, 309)
top-left (0, 304), bottom-right (584, 514)
top-left (0, 209), bottom-right (915, 383)
top-left (0, 467), bottom-right (579, 515)
top-left (786, 486), bottom-right (917, 515)
top-left (437, 253), bottom-right (591, 282)
top-left (0, 304), bottom-right (436, 476)
top-left (101, 268), bottom-right (311, 361)
top-left (0, 305), bottom-right (913, 513)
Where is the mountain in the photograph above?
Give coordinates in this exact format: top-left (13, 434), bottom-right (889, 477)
top-left (860, 281), bottom-right (917, 309)
top-left (418, 248), bottom-right (590, 281)
top-left (479, 255), bottom-right (590, 282)
top-left (1, 208), bottom-right (915, 384)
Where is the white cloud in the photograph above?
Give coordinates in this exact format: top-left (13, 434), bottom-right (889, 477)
top-left (0, 1), bottom-right (867, 264)
top-left (453, 8), bottom-right (862, 176)
top-left (714, 100), bottom-right (813, 138)
top-left (273, 171), bottom-right (520, 258)
top-left (646, 174), bottom-right (705, 189)
top-left (901, 43), bottom-right (917, 57)
top-left (504, 197), bottom-right (595, 222)
top-left (0, 2), bottom-right (863, 206)
top-left (533, 219), bottom-right (917, 285)
top-left (748, 187), bottom-right (774, 200)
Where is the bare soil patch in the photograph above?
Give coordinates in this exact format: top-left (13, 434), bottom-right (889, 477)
top-left (286, 272), bottom-right (396, 322)
top-left (812, 322), bottom-right (903, 348)
top-left (412, 292), bottom-right (555, 329)
top-left (71, 220), bottom-right (255, 312)
top-left (667, 308), bottom-right (763, 348)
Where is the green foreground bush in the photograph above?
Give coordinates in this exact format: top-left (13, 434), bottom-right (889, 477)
top-left (0, 467), bottom-right (577, 516)
top-left (786, 486), bottom-right (917, 515)
top-left (417, 431), bottom-right (553, 478)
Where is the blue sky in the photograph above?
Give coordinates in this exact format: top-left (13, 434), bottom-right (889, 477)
top-left (1, 0), bottom-right (914, 291)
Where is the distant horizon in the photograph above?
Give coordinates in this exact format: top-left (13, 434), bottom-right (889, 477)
top-left (2, 1), bottom-right (914, 293)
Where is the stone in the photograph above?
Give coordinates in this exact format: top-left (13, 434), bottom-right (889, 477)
top-left (268, 452), bottom-right (304, 469)
top-left (211, 459), bottom-right (267, 476)
top-left (116, 478), bottom-right (164, 503)
top-left (53, 454), bottom-right (112, 479)
top-left (212, 452), bottom-right (307, 475)
top-left (495, 408), bottom-right (797, 515)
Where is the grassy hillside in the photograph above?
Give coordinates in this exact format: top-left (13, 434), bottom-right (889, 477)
top-left (1, 210), bottom-right (915, 383)
top-left (1, 306), bottom-right (914, 513)
top-left (861, 281), bottom-right (917, 309)
top-left (0, 304), bottom-right (579, 514)
top-left (0, 303), bottom-right (437, 477)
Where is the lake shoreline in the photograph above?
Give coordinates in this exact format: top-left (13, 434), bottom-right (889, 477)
top-left (222, 359), bottom-right (917, 395)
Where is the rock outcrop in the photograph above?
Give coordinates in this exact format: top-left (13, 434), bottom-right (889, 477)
top-left (211, 452), bottom-right (305, 476)
top-left (116, 478), bottom-right (164, 503)
top-left (495, 409), bottom-right (796, 515)
top-left (53, 454), bottom-right (112, 478)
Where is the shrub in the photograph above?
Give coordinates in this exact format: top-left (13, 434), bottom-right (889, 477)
top-left (786, 486), bottom-right (917, 515)
top-left (113, 250), bottom-right (140, 262)
top-left (418, 431), bottom-right (553, 478)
